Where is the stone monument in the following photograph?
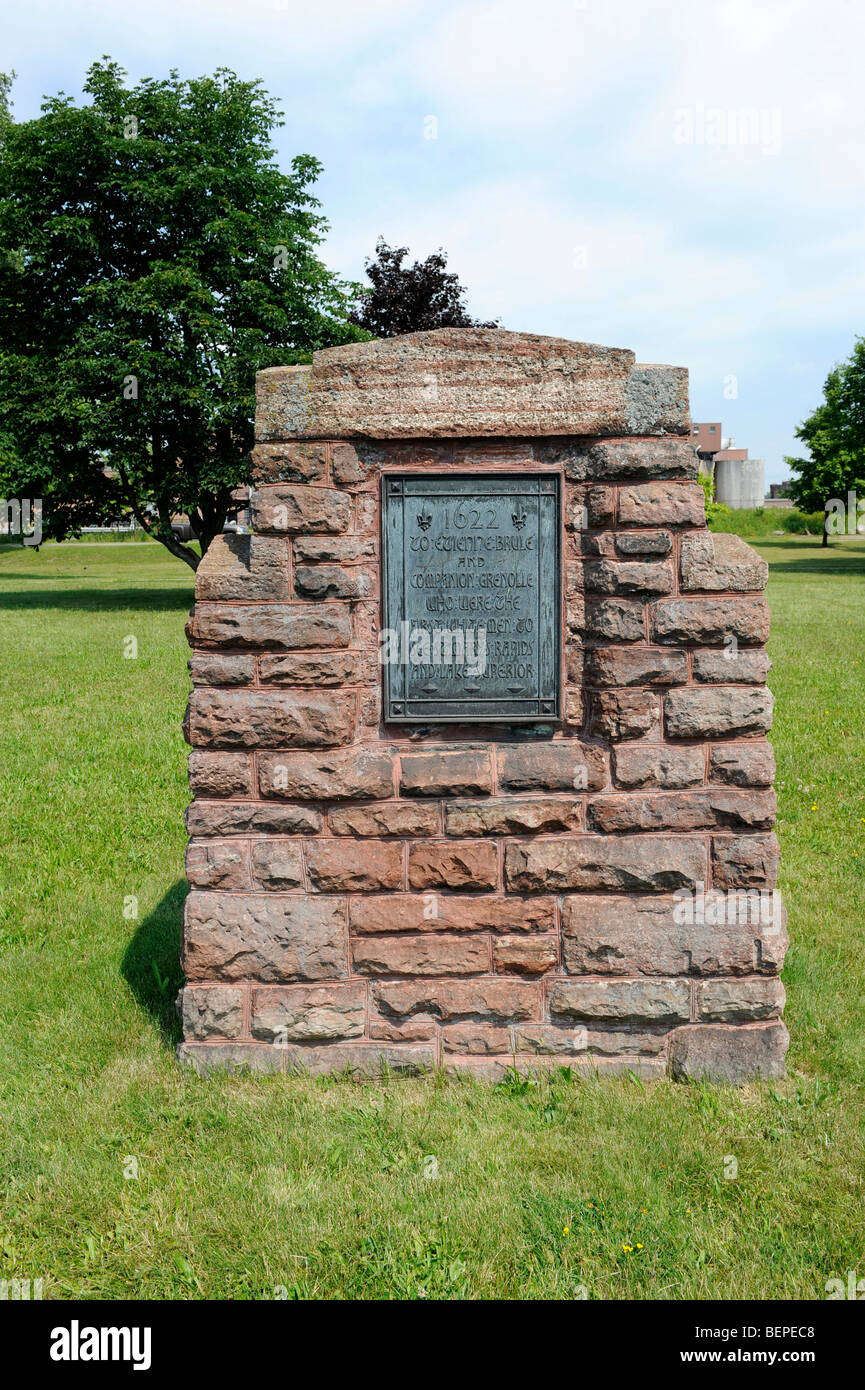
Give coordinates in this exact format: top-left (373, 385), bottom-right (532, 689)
top-left (178, 329), bottom-right (787, 1082)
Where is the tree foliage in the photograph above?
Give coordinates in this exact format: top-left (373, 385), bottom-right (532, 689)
top-left (0, 61), bottom-right (364, 567)
top-left (786, 338), bottom-right (865, 545)
top-left (350, 237), bottom-right (499, 338)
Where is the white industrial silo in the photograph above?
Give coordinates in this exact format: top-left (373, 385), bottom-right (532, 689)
top-left (714, 457), bottom-right (765, 509)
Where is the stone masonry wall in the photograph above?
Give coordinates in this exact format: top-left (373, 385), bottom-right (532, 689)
top-left (178, 330), bottom-right (788, 1083)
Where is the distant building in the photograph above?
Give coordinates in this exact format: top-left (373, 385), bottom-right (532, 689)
top-left (690, 421), bottom-right (722, 456)
top-left (690, 421), bottom-right (765, 507)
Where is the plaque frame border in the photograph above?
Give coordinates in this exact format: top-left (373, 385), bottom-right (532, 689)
top-left (380, 471), bottom-right (562, 725)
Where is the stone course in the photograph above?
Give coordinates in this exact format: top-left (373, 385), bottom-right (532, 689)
top-left (178, 330), bottom-right (786, 1083)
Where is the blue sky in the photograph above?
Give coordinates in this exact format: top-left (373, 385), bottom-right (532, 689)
top-left (5, 0), bottom-right (865, 483)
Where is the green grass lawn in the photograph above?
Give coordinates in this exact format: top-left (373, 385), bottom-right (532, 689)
top-left (1, 536), bottom-right (863, 1301)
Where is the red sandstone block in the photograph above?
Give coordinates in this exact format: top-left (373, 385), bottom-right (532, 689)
top-left (352, 933), bottom-right (489, 976)
top-left (399, 748), bottom-right (492, 797)
top-left (194, 534), bottom-right (289, 602)
top-left (252, 483), bottom-right (352, 534)
top-left (584, 646), bottom-right (687, 687)
top-left (587, 788), bottom-right (776, 834)
top-left (566, 647), bottom-right (585, 685)
top-left (330, 803), bottom-right (439, 837)
top-left (696, 977), bottom-right (785, 1022)
top-left (497, 742), bottom-right (607, 792)
top-left (574, 531), bottom-right (615, 558)
top-left (259, 652), bottom-right (361, 686)
top-left (305, 839), bottom-right (404, 892)
top-left (442, 1054), bottom-right (666, 1080)
top-left (355, 493), bottom-right (378, 533)
top-left (331, 442), bottom-right (365, 486)
top-left (259, 747), bottom-right (395, 801)
top-left (579, 438), bottom-right (699, 482)
top-left (189, 603), bottom-right (352, 650)
top-left (177, 1042), bottom-right (284, 1075)
top-left (564, 688), bottom-right (586, 728)
top-left (612, 744), bottom-right (704, 789)
top-left (185, 840), bottom-right (250, 891)
top-left (408, 842), bottom-right (498, 891)
top-left (566, 484), bottom-right (616, 529)
top-left (251, 841), bottom-right (305, 889)
top-left (368, 1016), bottom-right (437, 1043)
top-left (256, 333), bottom-right (638, 440)
top-left (615, 530), bottom-right (672, 556)
top-left (189, 652), bottom-right (255, 686)
top-left (584, 559), bottom-right (673, 596)
top-left (250, 441), bottom-right (328, 484)
top-left (294, 563), bottom-right (374, 600)
top-left (181, 985), bottom-right (245, 1041)
top-left (692, 648), bottom-right (771, 683)
top-left (549, 978), bottom-right (690, 1024)
top-left (441, 1022), bottom-right (512, 1054)
top-left (444, 798), bottom-right (581, 836)
top-left (709, 742), bottom-right (775, 787)
top-left (585, 598), bottom-right (646, 642)
top-left (184, 689), bottom-right (355, 749)
top-left (712, 833), bottom-right (780, 889)
top-left (183, 891), bottom-right (348, 983)
top-left (562, 893), bottom-right (788, 976)
top-left (188, 751), bottom-right (252, 798)
top-left (652, 596), bottom-right (769, 646)
top-left (505, 834), bottom-right (707, 893)
top-left (566, 595), bottom-right (585, 635)
top-left (680, 532), bottom-right (768, 592)
top-left (492, 935), bottom-right (557, 975)
top-left (351, 600), bottom-right (379, 653)
top-left (618, 481), bottom-right (705, 527)
top-left (279, 1042), bottom-right (435, 1076)
top-left (589, 689), bottom-right (659, 741)
top-left (669, 1021), bottom-right (788, 1082)
top-left (514, 1024), bottom-right (667, 1056)
top-left (349, 895), bottom-right (556, 934)
top-left (372, 977), bottom-right (541, 1021)
top-left (664, 687), bottom-right (774, 739)
top-left (251, 981), bottom-right (366, 1042)
top-left (294, 535), bottom-right (376, 562)
top-left (186, 802), bottom-right (322, 837)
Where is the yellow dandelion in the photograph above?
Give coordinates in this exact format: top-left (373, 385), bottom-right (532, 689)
top-left (622, 1244), bottom-right (633, 1253)
top-left (636, 1244), bottom-right (644, 1250)
top-left (563, 1226), bottom-right (570, 1236)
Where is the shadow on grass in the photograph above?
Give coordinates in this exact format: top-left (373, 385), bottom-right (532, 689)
top-left (0, 587), bottom-right (194, 613)
top-left (121, 879), bottom-right (187, 1050)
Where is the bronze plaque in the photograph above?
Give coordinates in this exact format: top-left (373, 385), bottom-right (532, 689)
top-left (381, 473), bottom-right (561, 723)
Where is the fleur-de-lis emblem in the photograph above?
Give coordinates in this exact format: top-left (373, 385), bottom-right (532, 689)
top-left (512, 504), bottom-right (527, 530)
top-left (417, 505), bottom-right (432, 530)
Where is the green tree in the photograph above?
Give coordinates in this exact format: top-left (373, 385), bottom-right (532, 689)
top-left (350, 237), bottom-right (499, 338)
top-left (0, 70), bottom-right (14, 131)
top-left (786, 338), bottom-right (865, 546)
top-left (0, 61), bottom-right (364, 568)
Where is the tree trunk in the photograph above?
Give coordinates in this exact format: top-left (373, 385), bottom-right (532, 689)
top-left (190, 493), bottom-right (233, 565)
top-left (155, 529), bottom-right (200, 570)
top-left (822, 525), bottom-right (829, 547)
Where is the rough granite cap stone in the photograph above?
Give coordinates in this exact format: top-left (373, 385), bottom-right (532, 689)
top-left (255, 328), bottom-right (690, 441)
